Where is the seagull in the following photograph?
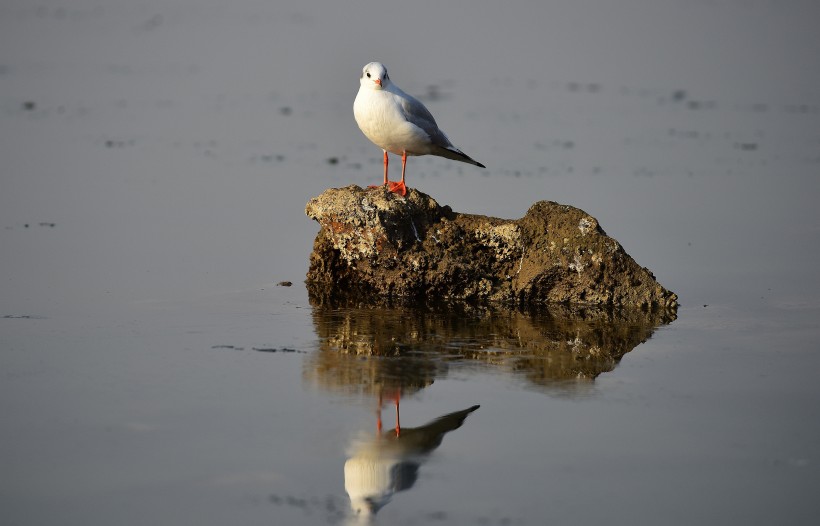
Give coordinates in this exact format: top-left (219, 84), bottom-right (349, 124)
top-left (344, 404), bottom-right (480, 517)
top-left (353, 62), bottom-right (485, 196)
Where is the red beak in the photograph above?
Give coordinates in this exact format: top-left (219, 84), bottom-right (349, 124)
top-left (374, 79), bottom-right (382, 87)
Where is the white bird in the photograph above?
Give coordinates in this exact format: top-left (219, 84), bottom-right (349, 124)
top-left (353, 62), bottom-right (485, 196)
top-left (344, 405), bottom-right (480, 517)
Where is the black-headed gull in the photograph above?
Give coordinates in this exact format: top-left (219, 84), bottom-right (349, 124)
top-left (344, 404), bottom-right (479, 516)
top-left (353, 62), bottom-right (485, 196)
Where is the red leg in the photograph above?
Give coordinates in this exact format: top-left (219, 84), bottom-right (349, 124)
top-left (368, 150), bottom-right (389, 189)
top-left (388, 151), bottom-right (408, 196)
top-left (383, 150), bottom-right (389, 185)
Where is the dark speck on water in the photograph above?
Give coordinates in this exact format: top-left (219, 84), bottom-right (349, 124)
top-left (23, 101), bottom-right (36, 111)
top-left (254, 154), bottom-right (286, 163)
top-left (253, 347), bottom-right (305, 354)
top-left (277, 281), bottom-right (292, 286)
top-left (210, 345), bottom-right (308, 354)
top-left (566, 81), bottom-right (602, 94)
top-left (735, 142), bottom-right (759, 151)
top-left (105, 139), bottom-right (133, 148)
top-left (421, 84), bottom-right (447, 101)
top-left (687, 100), bottom-right (717, 110)
top-left (141, 14), bottom-right (163, 31)
top-left (426, 511), bottom-right (449, 521)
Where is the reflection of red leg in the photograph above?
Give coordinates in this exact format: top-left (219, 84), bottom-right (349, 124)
top-left (376, 392), bottom-right (383, 434)
top-left (394, 394), bottom-right (401, 437)
top-left (376, 390), bottom-right (402, 437)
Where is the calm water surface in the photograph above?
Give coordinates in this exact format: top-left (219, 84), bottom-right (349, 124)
top-left (2, 1), bottom-right (819, 524)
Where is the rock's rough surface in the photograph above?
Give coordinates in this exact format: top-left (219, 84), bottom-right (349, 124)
top-left (306, 185), bottom-right (678, 309)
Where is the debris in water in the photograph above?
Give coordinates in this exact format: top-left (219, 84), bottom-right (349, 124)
top-left (253, 347), bottom-right (305, 354)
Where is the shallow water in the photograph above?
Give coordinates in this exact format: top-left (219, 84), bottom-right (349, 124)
top-left (2, 0), bottom-right (820, 524)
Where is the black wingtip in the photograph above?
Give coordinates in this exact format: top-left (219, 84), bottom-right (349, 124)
top-left (440, 146), bottom-right (486, 168)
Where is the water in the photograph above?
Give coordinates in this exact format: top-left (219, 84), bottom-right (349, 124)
top-left (2, 1), bottom-right (819, 524)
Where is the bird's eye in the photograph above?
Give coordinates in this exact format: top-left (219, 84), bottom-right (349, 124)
top-left (366, 72), bottom-right (371, 78)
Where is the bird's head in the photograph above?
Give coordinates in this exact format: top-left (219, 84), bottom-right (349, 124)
top-left (360, 62), bottom-right (389, 90)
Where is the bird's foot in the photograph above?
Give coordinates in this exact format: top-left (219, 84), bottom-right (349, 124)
top-left (366, 182), bottom-right (406, 196)
top-left (387, 180), bottom-right (407, 196)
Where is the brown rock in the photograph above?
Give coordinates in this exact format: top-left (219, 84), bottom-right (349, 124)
top-left (305, 185), bottom-right (678, 309)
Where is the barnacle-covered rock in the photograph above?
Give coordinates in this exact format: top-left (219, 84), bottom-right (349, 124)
top-left (305, 185), bottom-right (677, 309)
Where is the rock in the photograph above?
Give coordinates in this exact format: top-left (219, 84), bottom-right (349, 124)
top-left (305, 185), bottom-right (678, 309)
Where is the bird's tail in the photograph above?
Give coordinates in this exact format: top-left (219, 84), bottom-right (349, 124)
top-left (425, 405), bottom-right (480, 434)
top-left (434, 145), bottom-right (486, 168)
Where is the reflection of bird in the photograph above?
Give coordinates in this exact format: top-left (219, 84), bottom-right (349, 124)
top-left (354, 62), bottom-right (485, 196)
top-left (344, 405), bottom-right (479, 518)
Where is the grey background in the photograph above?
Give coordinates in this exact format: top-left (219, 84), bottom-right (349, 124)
top-left (2, 1), bottom-right (819, 524)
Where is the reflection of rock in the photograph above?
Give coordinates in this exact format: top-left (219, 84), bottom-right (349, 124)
top-left (344, 405), bottom-right (479, 518)
top-left (305, 185), bottom-right (678, 308)
top-left (303, 300), bottom-right (440, 398)
top-left (303, 295), bottom-right (675, 395)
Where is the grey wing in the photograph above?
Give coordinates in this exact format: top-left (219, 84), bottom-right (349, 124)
top-left (392, 88), bottom-right (485, 167)
top-left (396, 92), bottom-right (455, 148)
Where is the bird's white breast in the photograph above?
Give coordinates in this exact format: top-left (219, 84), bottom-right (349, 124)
top-left (354, 88), bottom-right (431, 156)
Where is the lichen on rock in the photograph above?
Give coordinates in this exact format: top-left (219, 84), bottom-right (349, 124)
top-left (305, 185), bottom-right (678, 309)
